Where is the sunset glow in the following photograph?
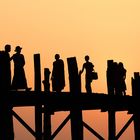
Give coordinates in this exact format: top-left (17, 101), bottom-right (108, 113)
top-left (0, 0), bottom-right (140, 139)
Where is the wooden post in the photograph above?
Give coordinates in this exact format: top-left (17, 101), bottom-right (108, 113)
top-left (107, 60), bottom-right (115, 95)
top-left (34, 54), bottom-right (42, 140)
top-left (107, 60), bottom-right (116, 140)
top-left (0, 92), bottom-right (14, 140)
top-left (67, 57), bottom-right (83, 140)
top-left (43, 68), bottom-right (50, 93)
top-left (132, 72), bottom-right (140, 140)
top-left (0, 51), bottom-right (14, 140)
top-left (42, 68), bottom-right (52, 140)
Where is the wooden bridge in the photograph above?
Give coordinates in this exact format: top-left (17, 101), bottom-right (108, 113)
top-left (0, 54), bottom-right (140, 140)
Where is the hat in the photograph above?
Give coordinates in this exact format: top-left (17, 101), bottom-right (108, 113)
top-left (15, 46), bottom-right (22, 52)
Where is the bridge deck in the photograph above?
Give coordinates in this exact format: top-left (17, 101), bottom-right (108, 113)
top-left (2, 91), bottom-right (138, 113)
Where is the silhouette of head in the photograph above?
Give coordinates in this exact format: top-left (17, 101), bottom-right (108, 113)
top-left (55, 54), bottom-right (60, 60)
top-left (5, 44), bottom-right (11, 52)
top-left (15, 46), bottom-right (22, 53)
top-left (85, 55), bottom-right (89, 62)
top-left (118, 62), bottom-right (123, 68)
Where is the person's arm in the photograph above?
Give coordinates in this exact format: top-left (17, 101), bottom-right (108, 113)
top-left (79, 64), bottom-right (85, 74)
top-left (51, 62), bottom-right (55, 80)
top-left (92, 63), bottom-right (95, 71)
top-left (22, 55), bottom-right (25, 66)
top-left (10, 55), bottom-right (14, 61)
top-left (123, 69), bottom-right (126, 79)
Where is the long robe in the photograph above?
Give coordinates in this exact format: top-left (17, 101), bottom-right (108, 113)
top-left (11, 53), bottom-right (27, 89)
top-left (52, 59), bottom-right (65, 92)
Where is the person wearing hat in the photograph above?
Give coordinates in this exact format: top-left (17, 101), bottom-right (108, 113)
top-left (11, 46), bottom-right (31, 91)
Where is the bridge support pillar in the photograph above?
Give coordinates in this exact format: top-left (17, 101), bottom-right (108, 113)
top-left (67, 57), bottom-right (83, 140)
top-left (132, 72), bottom-right (140, 140)
top-left (34, 54), bottom-right (42, 140)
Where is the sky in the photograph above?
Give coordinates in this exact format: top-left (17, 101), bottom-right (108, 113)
top-left (0, 0), bottom-right (140, 139)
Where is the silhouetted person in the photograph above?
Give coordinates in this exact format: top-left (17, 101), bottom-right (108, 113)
top-left (4, 44), bottom-right (11, 90)
top-left (51, 54), bottom-right (65, 93)
top-left (0, 44), bottom-right (11, 90)
top-left (80, 55), bottom-right (94, 94)
top-left (11, 46), bottom-right (30, 91)
top-left (116, 62), bottom-right (127, 96)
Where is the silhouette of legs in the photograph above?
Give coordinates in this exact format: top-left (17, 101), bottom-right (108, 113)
top-left (86, 79), bottom-right (92, 94)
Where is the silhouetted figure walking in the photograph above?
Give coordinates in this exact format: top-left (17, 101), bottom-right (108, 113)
top-left (11, 46), bottom-right (30, 91)
top-left (80, 55), bottom-right (94, 94)
top-left (116, 62), bottom-right (127, 96)
top-left (51, 54), bottom-right (65, 93)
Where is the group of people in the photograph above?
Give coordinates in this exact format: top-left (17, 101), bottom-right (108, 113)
top-left (52, 54), bottom-right (96, 93)
top-left (114, 62), bottom-right (127, 96)
top-left (0, 44), bottom-right (95, 93)
top-left (107, 60), bottom-right (127, 96)
top-left (0, 44), bottom-right (30, 91)
top-left (0, 44), bottom-right (127, 95)
top-left (52, 55), bottom-right (127, 95)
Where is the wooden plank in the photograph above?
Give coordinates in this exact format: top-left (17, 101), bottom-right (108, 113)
top-left (83, 121), bottom-right (104, 140)
top-left (12, 110), bottom-right (36, 137)
top-left (51, 114), bottom-right (70, 139)
top-left (116, 115), bottom-right (134, 139)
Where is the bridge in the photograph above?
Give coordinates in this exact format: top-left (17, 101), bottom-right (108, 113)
top-left (0, 54), bottom-right (140, 140)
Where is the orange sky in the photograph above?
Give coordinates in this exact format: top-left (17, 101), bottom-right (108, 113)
top-left (0, 0), bottom-right (139, 139)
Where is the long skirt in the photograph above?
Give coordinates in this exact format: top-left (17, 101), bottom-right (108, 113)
top-left (12, 67), bottom-right (27, 89)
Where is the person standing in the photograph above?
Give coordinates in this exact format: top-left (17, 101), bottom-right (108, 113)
top-left (0, 44), bottom-right (11, 90)
top-left (51, 54), bottom-right (65, 93)
top-left (80, 55), bottom-right (94, 94)
top-left (11, 46), bottom-right (30, 91)
top-left (4, 44), bottom-right (11, 90)
top-left (117, 62), bottom-right (127, 96)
